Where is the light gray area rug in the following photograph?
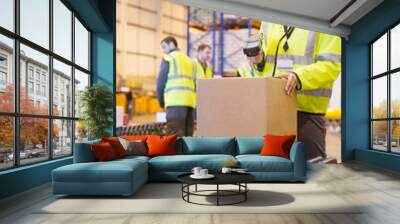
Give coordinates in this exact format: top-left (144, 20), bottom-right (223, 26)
top-left (38, 183), bottom-right (361, 214)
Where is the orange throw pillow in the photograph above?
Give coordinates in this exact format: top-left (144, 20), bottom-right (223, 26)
top-left (101, 137), bottom-right (127, 158)
top-left (123, 135), bottom-right (148, 142)
top-left (146, 135), bottom-right (177, 157)
top-left (260, 135), bottom-right (296, 159)
top-left (91, 142), bottom-right (117, 161)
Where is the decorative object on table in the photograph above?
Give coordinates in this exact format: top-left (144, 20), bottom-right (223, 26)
top-left (189, 173), bottom-right (215, 179)
top-left (190, 167), bottom-right (214, 179)
top-left (221, 167), bottom-right (249, 174)
top-left (79, 84), bottom-right (113, 140)
top-left (191, 167), bottom-right (202, 176)
top-left (221, 167), bottom-right (232, 173)
top-left (177, 173), bottom-right (255, 206)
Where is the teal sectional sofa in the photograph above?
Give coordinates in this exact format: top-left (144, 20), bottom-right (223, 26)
top-left (52, 137), bottom-right (306, 196)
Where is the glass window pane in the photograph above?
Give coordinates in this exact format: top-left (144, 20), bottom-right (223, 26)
top-left (75, 120), bottom-right (88, 143)
top-left (391, 24), bottom-right (400, 70)
top-left (372, 77), bottom-right (387, 119)
top-left (75, 18), bottom-right (89, 70)
top-left (20, 117), bottom-right (49, 165)
top-left (372, 121), bottom-right (388, 151)
top-left (20, 44), bottom-right (49, 115)
top-left (0, 0), bottom-right (14, 31)
top-left (53, 119), bottom-right (72, 157)
top-left (74, 69), bottom-right (89, 118)
top-left (53, 0), bottom-right (72, 60)
top-left (53, 59), bottom-right (72, 117)
top-left (0, 116), bottom-right (14, 170)
top-left (20, 0), bottom-right (49, 49)
top-left (391, 120), bottom-right (400, 153)
top-left (372, 33), bottom-right (387, 76)
top-left (0, 34), bottom-right (14, 112)
top-left (391, 72), bottom-right (400, 118)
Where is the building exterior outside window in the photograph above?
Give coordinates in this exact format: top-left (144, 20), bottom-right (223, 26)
top-left (0, 0), bottom-right (91, 170)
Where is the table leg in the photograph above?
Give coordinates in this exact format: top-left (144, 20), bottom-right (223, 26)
top-left (245, 183), bottom-right (247, 201)
top-left (217, 184), bottom-right (219, 206)
top-left (181, 184), bottom-right (183, 199)
top-left (195, 184), bottom-right (198, 192)
top-left (187, 184), bottom-right (190, 202)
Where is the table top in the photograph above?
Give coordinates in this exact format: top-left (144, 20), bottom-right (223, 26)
top-left (177, 172), bottom-right (255, 185)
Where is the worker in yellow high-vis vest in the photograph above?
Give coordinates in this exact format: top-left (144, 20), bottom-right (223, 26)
top-left (192, 44), bottom-right (213, 121)
top-left (157, 36), bottom-right (195, 136)
top-left (193, 44), bottom-right (213, 79)
top-left (240, 22), bottom-right (341, 161)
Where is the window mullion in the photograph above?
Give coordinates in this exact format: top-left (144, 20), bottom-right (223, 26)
top-left (71, 10), bottom-right (76, 155)
top-left (388, 30), bottom-right (391, 153)
top-left (48, 0), bottom-right (54, 160)
top-left (13, 0), bottom-right (20, 167)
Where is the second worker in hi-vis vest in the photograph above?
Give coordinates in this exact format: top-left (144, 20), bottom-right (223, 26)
top-left (157, 36), bottom-right (196, 136)
top-left (239, 22), bottom-right (341, 161)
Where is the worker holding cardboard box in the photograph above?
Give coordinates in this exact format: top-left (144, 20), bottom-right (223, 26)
top-left (157, 36), bottom-right (196, 136)
top-left (239, 22), bottom-right (341, 161)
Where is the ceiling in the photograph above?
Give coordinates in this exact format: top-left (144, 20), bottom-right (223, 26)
top-left (171, 0), bottom-right (384, 37)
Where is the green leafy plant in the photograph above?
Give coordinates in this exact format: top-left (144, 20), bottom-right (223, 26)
top-left (79, 84), bottom-right (113, 140)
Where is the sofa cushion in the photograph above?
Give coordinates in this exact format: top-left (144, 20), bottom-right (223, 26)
top-left (118, 138), bottom-right (147, 156)
top-left (236, 137), bottom-right (263, 155)
top-left (53, 159), bottom-right (147, 183)
top-left (149, 154), bottom-right (235, 172)
top-left (123, 135), bottom-right (148, 142)
top-left (115, 155), bottom-right (150, 163)
top-left (236, 155), bottom-right (293, 172)
top-left (178, 137), bottom-right (235, 155)
top-left (147, 135), bottom-right (177, 157)
top-left (73, 139), bottom-right (100, 163)
top-left (91, 142), bottom-right (118, 161)
top-left (260, 135), bottom-right (296, 159)
top-left (101, 137), bottom-right (127, 158)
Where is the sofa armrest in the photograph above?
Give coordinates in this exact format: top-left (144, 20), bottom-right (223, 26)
top-left (289, 141), bottom-right (307, 181)
top-left (74, 141), bottom-right (99, 163)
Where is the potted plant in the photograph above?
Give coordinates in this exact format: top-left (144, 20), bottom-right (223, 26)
top-left (79, 84), bottom-right (113, 140)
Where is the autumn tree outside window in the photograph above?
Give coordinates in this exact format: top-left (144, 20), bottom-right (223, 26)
top-left (0, 0), bottom-right (91, 170)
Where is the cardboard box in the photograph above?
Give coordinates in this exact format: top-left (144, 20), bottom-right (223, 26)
top-left (196, 77), bottom-right (297, 137)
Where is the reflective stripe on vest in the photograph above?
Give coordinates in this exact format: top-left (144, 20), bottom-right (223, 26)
top-left (297, 88), bottom-right (332, 98)
top-left (265, 54), bottom-right (314, 65)
top-left (165, 86), bottom-right (195, 93)
top-left (316, 53), bottom-right (341, 63)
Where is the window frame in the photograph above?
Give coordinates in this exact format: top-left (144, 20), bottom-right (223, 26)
top-left (370, 21), bottom-right (400, 154)
top-left (0, 0), bottom-right (92, 171)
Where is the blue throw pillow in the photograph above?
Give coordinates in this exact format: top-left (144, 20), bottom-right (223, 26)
top-left (236, 137), bottom-right (264, 155)
top-left (179, 137), bottom-right (235, 155)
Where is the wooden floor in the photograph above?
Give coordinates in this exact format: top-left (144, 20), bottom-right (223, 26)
top-left (1, 162), bottom-right (400, 224)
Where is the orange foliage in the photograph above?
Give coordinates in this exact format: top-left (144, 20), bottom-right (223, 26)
top-left (0, 85), bottom-right (60, 149)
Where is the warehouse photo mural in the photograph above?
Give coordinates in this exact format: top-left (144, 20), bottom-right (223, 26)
top-left (114, 0), bottom-right (342, 163)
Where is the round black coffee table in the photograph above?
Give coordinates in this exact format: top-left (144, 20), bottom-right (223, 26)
top-left (177, 173), bottom-right (255, 206)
